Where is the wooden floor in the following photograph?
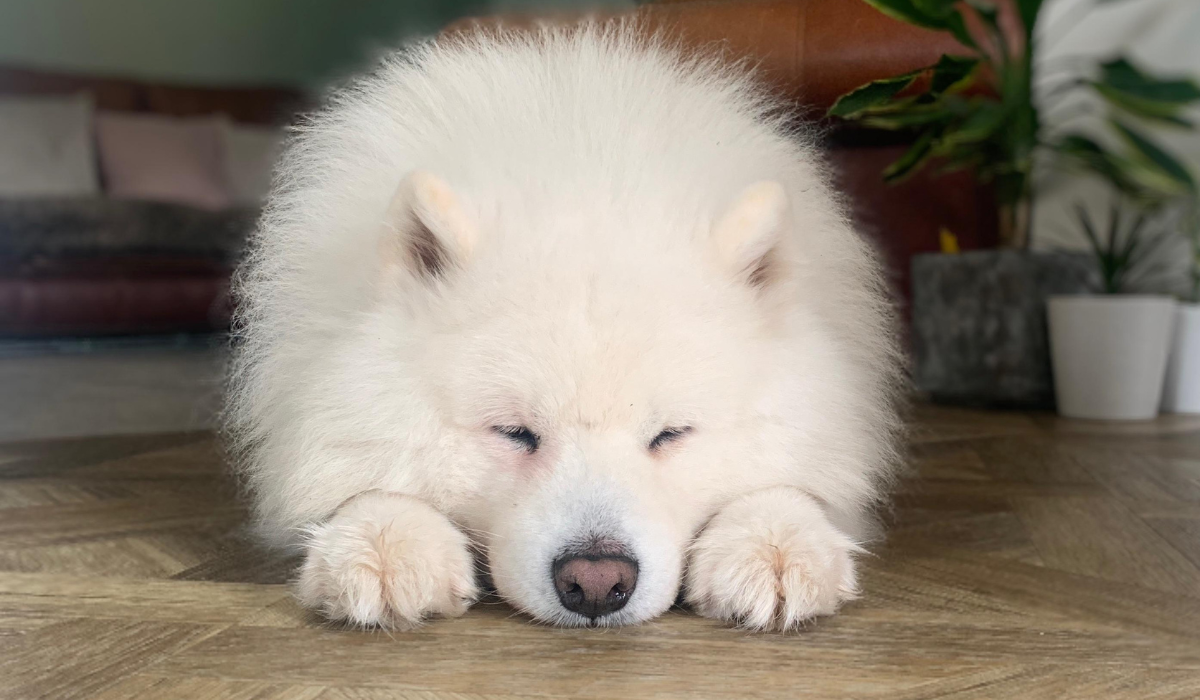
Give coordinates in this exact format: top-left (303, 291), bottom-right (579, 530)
top-left (2, 405), bottom-right (1199, 699)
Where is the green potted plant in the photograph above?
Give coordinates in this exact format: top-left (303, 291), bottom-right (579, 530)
top-left (1048, 200), bottom-right (1177, 420)
top-left (827, 0), bottom-right (1200, 407)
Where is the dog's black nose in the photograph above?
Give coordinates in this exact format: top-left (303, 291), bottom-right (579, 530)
top-left (552, 553), bottom-right (638, 618)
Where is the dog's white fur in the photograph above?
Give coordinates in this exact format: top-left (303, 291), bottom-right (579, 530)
top-left (227, 25), bottom-right (904, 631)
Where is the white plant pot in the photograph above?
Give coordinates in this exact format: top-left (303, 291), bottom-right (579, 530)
top-left (1162, 303), bottom-right (1200, 414)
top-left (1047, 295), bottom-right (1176, 420)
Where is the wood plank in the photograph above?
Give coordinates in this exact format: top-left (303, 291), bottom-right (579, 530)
top-left (1143, 514), bottom-right (1200, 571)
top-left (1013, 495), bottom-right (1200, 597)
top-left (1, 404), bottom-right (1198, 698)
top-left (147, 620), bottom-right (1004, 700)
top-left (907, 441), bottom-right (992, 482)
top-left (0, 497), bottom-right (240, 549)
top-left (968, 436), bottom-right (1096, 484)
top-left (891, 663), bottom-right (1200, 700)
top-left (93, 675), bottom-right (327, 700)
top-left (0, 533), bottom-right (214, 578)
top-left (906, 405), bottom-right (1040, 444)
top-left (1, 619), bottom-right (221, 700)
top-left (316, 688), bottom-right (585, 700)
top-left (0, 572), bottom-right (289, 624)
top-left (879, 548), bottom-right (1200, 645)
top-left (0, 432), bottom-right (205, 478)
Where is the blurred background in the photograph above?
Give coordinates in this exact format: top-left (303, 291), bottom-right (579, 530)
top-left (2, 0), bottom-right (1199, 441)
top-left (0, 0), bottom-right (632, 441)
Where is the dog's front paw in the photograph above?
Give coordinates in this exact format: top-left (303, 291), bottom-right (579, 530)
top-left (296, 491), bottom-right (478, 628)
top-left (685, 487), bottom-right (860, 631)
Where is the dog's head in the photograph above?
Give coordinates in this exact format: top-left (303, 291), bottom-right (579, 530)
top-left (374, 171), bottom-right (819, 626)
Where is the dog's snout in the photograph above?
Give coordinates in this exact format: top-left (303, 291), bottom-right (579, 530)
top-left (552, 553), bottom-right (638, 619)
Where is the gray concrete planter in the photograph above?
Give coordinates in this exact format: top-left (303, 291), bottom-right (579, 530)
top-left (911, 250), bottom-right (1100, 408)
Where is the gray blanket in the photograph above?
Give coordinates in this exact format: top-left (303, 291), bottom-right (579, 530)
top-left (0, 198), bottom-right (256, 266)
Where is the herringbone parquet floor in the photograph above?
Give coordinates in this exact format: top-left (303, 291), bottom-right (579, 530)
top-left (2, 404), bottom-right (1199, 699)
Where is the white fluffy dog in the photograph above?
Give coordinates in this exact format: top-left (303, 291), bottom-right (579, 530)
top-left (226, 24), bottom-right (903, 631)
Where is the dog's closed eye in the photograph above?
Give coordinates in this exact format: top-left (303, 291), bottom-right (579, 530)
top-left (649, 426), bottom-right (692, 451)
top-left (493, 425), bottom-right (540, 453)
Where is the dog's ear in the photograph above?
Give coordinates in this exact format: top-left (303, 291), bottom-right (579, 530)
top-left (711, 181), bottom-right (789, 287)
top-left (383, 171), bottom-right (476, 280)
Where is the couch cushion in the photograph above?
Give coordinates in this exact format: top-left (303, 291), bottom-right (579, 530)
top-left (95, 112), bottom-right (232, 210)
top-left (0, 93), bottom-right (99, 197)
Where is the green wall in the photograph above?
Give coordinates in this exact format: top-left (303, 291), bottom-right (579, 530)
top-left (0, 0), bottom-right (485, 89)
top-left (0, 0), bottom-right (633, 90)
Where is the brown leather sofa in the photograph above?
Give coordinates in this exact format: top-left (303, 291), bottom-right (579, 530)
top-left (1, 0), bottom-right (995, 337)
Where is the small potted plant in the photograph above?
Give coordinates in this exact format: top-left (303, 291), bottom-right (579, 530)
top-left (1162, 205), bottom-right (1200, 414)
top-left (1048, 200), bottom-right (1177, 420)
top-left (828, 0), bottom-right (1200, 407)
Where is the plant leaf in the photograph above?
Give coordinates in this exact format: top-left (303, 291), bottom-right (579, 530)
top-left (917, 1), bottom-right (981, 51)
top-left (1128, 221), bottom-right (1172, 270)
top-left (963, 0), bottom-right (1008, 59)
top-left (827, 70), bottom-right (922, 118)
top-left (1122, 159), bottom-right (1195, 202)
top-left (1055, 131), bottom-right (1192, 204)
top-left (862, 0), bottom-right (950, 30)
top-left (964, 0), bottom-right (999, 24)
top-left (864, 0), bottom-right (991, 54)
top-left (1055, 134), bottom-right (1132, 189)
top-left (1092, 58), bottom-right (1200, 127)
top-left (826, 54), bottom-right (979, 121)
top-left (1107, 200), bottom-right (1125, 260)
top-left (860, 105), bottom-right (954, 130)
top-left (1111, 119), bottom-right (1197, 191)
top-left (1093, 84), bottom-right (1194, 127)
top-left (910, 0), bottom-right (957, 14)
top-left (1098, 58), bottom-right (1200, 104)
top-left (1117, 209), bottom-right (1149, 263)
top-left (944, 12), bottom-right (979, 51)
top-left (936, 101), bottom-right (1006, 151)
top-left (1014, 0), bottom-right (1044, 37)
top-left (1074, 203), bottom-right (1104, 260)
top-left (939, 152), bottom-right (982, 172)
top-left (930, 55), bottom-right (981, 96)
top-left (883, 130), bottom-right (938, 182)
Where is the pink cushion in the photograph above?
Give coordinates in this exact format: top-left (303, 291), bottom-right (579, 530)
top-left (95, 112), bottom-right (231, 210)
